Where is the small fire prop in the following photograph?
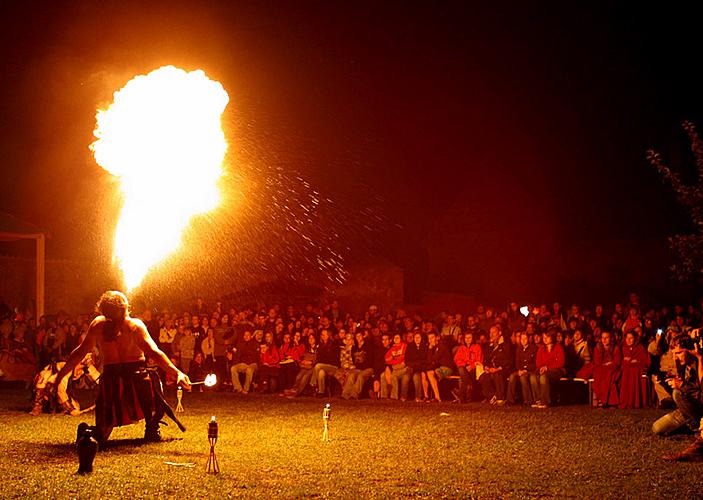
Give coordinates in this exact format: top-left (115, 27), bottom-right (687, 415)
top-left (191, 373), bottom-right (218, 387)
top-left (321, 403), bottom-right (331, 442)
top-left (175, 386), bottom-right (184, 413)
top-left (206, 415), bottom-right (220, 474)
top-left (90, 65), bottom-right (230, 291)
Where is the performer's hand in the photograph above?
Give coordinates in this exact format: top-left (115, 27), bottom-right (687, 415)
top-left (177, 371), bottom-right (192, 390)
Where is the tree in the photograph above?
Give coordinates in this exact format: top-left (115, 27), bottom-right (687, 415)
top-left (647, 121), bottom-right (703, 281)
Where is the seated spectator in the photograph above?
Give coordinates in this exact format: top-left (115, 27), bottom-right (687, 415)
top-left (370, 334), bottom-right (392, 399)
top-left (284, 333), bottom-right (318, 398)
top-left (618, 331), bottom-right (650, 409)
top-left (258, 332), bottom-right (280, 393)
top-left (507, 331), bottom-right (538, 406)
top-left (532, 330), bottom-right (565, 408)
top-left (348, 331), bottom-right (375, 399)
top-left (335, 332), bottom-right (358, 399)
top-left (425, 330), bottom-right (454, 402)
top-left (311, 329), bottom-right (340, 397)
top-left (230, 330), bottom-right (260, 394)
top-left (278, 332), bottom-right (303, 391)
top-left (188, 352), bottom-right (207, 392)
top-left (453, 332), bottom-right (482, 403)
top-left (479, 325), bottom-right (512, 405)
top-left (565, 329), bottom-right (592, 378)
top-left (381, 333), bottom-right (408, 400)
top-left (405, 331), bottom-right (429, 402)
top-left (592, 331), bottom-right (621, 408)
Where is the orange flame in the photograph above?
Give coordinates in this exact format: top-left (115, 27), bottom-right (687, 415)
top-left (90, 66), bottom-right (229, 291)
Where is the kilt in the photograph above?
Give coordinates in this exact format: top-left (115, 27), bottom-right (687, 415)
top-left (95, 361), bottom-right (184, 433)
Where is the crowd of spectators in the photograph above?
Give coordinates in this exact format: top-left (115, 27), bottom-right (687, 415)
top-left (1, 292), bottom-right (702, 411)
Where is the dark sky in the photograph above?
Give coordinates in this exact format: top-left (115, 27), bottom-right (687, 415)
top-left (1, 2), bottom-right (702, 303)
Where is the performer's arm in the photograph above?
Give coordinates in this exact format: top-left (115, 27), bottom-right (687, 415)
top-left (133, 319), bottom-right (192, 389)
top-left (55, 320), bottom-right (98, 385)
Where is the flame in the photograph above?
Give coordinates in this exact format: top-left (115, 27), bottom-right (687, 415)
top-left (204, 373), bottom-right (217, 387)
top-left (90, 65), bottom-right (229, 290)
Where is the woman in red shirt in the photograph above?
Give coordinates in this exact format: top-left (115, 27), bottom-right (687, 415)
top-left (533, 330), bottom-right (565, 408)
top-left (453, 332), bottom-right (483, 403)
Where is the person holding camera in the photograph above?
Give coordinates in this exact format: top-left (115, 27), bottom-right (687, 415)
top-left (655, 333), bottom-right (703, 461)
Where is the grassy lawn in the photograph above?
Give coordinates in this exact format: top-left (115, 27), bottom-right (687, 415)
top-left (1, 386), bottom-right (702, 499)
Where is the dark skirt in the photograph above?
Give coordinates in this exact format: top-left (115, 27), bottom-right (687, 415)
top-left (96, 361), bottom-right (184, 432)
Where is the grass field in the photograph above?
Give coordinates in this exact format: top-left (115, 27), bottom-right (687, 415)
top-left (1, 386), bottom-right (702, 499)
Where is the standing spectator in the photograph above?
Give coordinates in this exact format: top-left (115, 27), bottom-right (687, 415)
top-left (479, 325), bottom-right (512, 405)
top-left (159, 318), bottom-right (177, 358)
top-left (454, 332), bottom-right (483, 403)
top-left (507, 332), bottom-right (538, 406)
top-left (440, 315), bottom-right (461, 349)
top-left (201, 328), bottom-right (217, 374)
top-left (533, 330), bottom-right (565, 408)
top-left (178, 327), bottom-right (196, 373)
top-left (618, 332), bottom-right (650, 409)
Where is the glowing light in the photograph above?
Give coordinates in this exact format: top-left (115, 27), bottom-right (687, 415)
top-left (204, 373), bottom-right (217, 387)
top-left (90, 65), bottom-right (229, 290)
top-left (520, 306), bottom-right (529, 317)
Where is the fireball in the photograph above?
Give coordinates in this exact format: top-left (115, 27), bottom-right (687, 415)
top-left (90, 65), bottom-right (229, 290)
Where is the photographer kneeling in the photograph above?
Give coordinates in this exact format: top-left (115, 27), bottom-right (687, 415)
top-left (653, 333), bottom-right (703, 461)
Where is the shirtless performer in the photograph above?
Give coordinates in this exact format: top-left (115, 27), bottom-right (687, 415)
top-left (55, 291), bottom-right (191, 445)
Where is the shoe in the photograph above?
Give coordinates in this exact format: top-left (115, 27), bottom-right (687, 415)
top-left (451, 388), bottom-right (461, 402)
top-left (495, 400), bottom-right (506, 406)
top-left (144, 423), bottom-right (162, 442)
top-left (663, 438), bottom-right (703, 461)
top-left (531, 401), bottom-right (541, 408)
top-left (489, 395), bottom-right (497, 405)
top-left (536, 403), bottom-right (548, 409)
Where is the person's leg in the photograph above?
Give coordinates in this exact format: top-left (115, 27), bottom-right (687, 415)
top-left (529, 373), bottom-right (540, 404)
top-left (412, 372), bottom-right (422, 401)
top-left (653, 409), bottom-right (689, 436)
top-left (426, 371), bottom-right (441, 401)
top-left (519, 373), bottom-right (534, 405)
top-left (231, 363), bottom-right (246, 392)
top-left (672, 389), bottom-right (703, 430)
top-left (311, 363), bottom-right (322, 389)
top-left (507, 372), bottom-right (519, 404)
top-left (421, 372), bottom-right (429, 399)
top-left (544, 369), bottom-right (562, 405)
top-left (493, 372), bottom-right (506, 402)
top-left (380, 373), bottom-right (390, 398)
top-left (538, 373), bottom-right (549, 404)
top-left (479, 373), bottom-right (494, 400)
top-left (390, 369), bottom-right (403, 399)
top-left (243, 363), bottom-right (257, 392)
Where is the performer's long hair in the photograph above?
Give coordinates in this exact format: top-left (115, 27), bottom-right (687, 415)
top-left (97, 291), bottom-right (129, 342)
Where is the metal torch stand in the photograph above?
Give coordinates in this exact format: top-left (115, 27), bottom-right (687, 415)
top-left (207, 421), bottom-right (219, 474)
top-left (175, 387), bottom-right (184, 413)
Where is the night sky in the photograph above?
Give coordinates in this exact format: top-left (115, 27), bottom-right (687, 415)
top-left (1, 2), bottom-right (702, 304)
